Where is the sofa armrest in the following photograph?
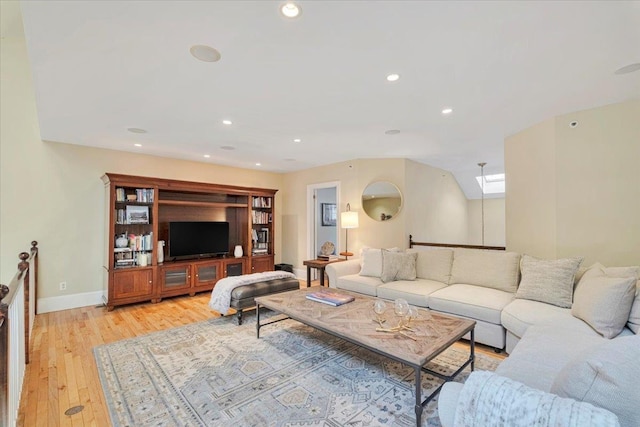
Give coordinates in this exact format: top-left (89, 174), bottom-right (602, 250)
top-left (438, 382), bottom-right (464, 427)
top-left (326, 259), bottom-right (361, 288)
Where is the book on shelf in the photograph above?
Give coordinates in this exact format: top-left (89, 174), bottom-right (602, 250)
top-left (306, 290), bottom-right (355, 306)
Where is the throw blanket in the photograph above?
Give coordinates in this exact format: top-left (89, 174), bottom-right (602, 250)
top-left (208, 271), bottom-right (297, 315)
top-left (454, 371), bottom-right (620, 427)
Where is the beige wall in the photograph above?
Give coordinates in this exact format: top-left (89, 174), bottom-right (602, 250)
top-left (505, 99), bottom-right (640, 266)
top-left (404, 160), bottom-right (469, 244)
top-left (1, 33), bottom-right (283, 301)
top-left (467, 198), bottom-right (506, 247)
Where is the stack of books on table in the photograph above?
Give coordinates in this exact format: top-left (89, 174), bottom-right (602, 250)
top-left (306, 290), bottom-right (355, 306)
top-left (317, 254), bottom-right (339, 261)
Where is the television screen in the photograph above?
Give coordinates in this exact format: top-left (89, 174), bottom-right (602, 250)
top-left (168, 221), bottom-right (230, 259)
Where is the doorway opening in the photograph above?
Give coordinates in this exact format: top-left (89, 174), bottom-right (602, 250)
top-left (306, 182), bottom-right (340, 280)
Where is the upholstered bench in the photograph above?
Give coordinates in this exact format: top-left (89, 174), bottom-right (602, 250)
top-left (229, 277), bottom-right (300, 325)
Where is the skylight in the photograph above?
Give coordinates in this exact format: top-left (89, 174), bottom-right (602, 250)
top-left (475, 173), bottom-right (505, 194)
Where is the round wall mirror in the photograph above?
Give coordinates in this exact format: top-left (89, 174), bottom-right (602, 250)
top-left (362, 181), bottom-right (402, 221)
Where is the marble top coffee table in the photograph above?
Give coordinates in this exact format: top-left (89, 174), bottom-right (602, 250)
top-left (255, 288), bottom-right (476, 427)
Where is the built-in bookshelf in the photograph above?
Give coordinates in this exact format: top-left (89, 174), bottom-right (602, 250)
top-left (102, 173), bottom-right (278, 310)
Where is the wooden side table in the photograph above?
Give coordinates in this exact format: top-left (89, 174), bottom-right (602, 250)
top-left (302, 258), bottom-right (345, 287)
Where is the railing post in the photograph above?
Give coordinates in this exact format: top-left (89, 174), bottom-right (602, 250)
top-left (0, 283), bottom-right (9, 426)
top-left (18, 252), bottom-right (30, 365)
top-left (31, 242), bottom-right (38, 315)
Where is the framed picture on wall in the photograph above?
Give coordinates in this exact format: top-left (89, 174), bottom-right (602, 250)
top-left (321, 203), bottom-right (337, 226)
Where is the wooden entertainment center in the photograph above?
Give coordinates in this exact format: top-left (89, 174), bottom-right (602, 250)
top-left (101, 173), bottom-right (277, 311)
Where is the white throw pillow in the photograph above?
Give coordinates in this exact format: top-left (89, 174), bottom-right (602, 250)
top-left (516, 255), bottom-right (583, 308)
top-left (359, 247), bottom-right (401, 278)
top-left (380, 250), bottom-right (417, 283)
top-left (580, 264), bottom-right (640, 334)
top-left (551, 335), bottom-right (640, 427)
top-left (571, 275), bottom-right (636, 338)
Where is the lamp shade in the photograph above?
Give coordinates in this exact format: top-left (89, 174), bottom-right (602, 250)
top-left (341, 211), bottom-right (359, 229)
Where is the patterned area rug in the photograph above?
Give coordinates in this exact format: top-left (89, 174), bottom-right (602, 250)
top-left (94, 312), bottom-right (500, 426)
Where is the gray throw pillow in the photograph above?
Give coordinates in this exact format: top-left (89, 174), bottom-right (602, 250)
top-left (572, 275), bottom-right (636, 338)
top-left (381, 250), bottom-right (417, 283)
top-left (516, 255), bottom-right (583, 308)
top-left (551, 335), bottom-right (640, 427)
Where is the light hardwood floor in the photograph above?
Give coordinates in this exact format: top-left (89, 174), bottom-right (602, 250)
top-left (18, 281), bottom-right (505, 426)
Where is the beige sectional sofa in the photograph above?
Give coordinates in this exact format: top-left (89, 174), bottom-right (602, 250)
top-left (326, 247), bottom-right (522, 350)
top-left (327, 248), bottom-right (640, 426)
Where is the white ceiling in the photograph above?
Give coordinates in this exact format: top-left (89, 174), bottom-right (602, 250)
top-left (16, 1), bottom-right (640, 199)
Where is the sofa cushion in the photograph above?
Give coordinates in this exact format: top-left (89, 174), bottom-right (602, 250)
top-left (428, 284), bottom-right (513, 324)
top-left (551, 335), bottom-right (640, 427)
top-left (496, 324), bottom-right (604, 392)
top-left (381, 250), bottom-right (417, 283)
top-left (336, 274), bottom-right (383, 296)
top-left (407, 248), bottom-right (453, 283)
top-left (359, 247), bottom-right (401, 277)
top-left (572, 275), bottom-right (636, 338)
top-left (516, 255), bottom-right (583, 308)
top-left (501, 298), bottom-right (598, 339)
top-left (449, 248), bottom-right (521, 292)
top-left (377, 279), bottom-right (447, 307)
top-left (580, 263), bottom-right (640, 334)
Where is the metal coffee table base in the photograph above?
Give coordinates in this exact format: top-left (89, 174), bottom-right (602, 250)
top-left (256, 305), bottom-right (475, 427)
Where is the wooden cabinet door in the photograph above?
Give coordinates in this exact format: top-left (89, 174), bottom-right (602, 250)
top-left (160, 264), bottom-right (191, 296)
top-left (251, 256), bottom-right (273, 274)
top-left (193, 260), bottom-right (222, 291)
top-left (112, 269), bottom-right (153, 300)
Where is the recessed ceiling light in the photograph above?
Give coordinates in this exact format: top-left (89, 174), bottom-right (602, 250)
top-left (284, 158), bottom-right (295, 161)
top-left (134, 143), bottom-right (142, 147)
top-left (386, 74), bottom-right (400, 82)
top-left (614, 63), bottom-right (640, 75)
top-left (442, 108), bottom-right (453, 115)
top-left (220, 145), bottom-right (235, 150)
top-left (127, 127), bottom-right (147, 134)
top-left (204, 154), bottom-right (210, 158)
top-left (385, 129), bottom-right (400, 135)
top-left (293, 138), bottom-right (301, 142)
top-left (255, 162), bottom-right (261, 166)
top-left (189, 45), bottom-right (221, 62)
top-left (222, 120), bottom-right (232, 125)
top-left (281, 2), bottom-right (301, 18)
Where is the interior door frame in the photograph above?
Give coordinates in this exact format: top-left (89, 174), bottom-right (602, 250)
top-left (306, 181), bottom-right (341, 265)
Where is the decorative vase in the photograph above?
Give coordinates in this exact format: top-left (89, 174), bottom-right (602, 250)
top-left (234, 245), bottom-right (243, 258)
top-left (157, 240), bottom-right (165, 264)
top-left (115, 234), bottom-right (128, 248)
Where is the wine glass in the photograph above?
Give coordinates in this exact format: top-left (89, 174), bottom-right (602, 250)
top-left (405, 306), bottom-right (418, 327)
top-left (394, 299), bottom-right (409, 326)
top-left (373, 300), bottom-right (387, 325)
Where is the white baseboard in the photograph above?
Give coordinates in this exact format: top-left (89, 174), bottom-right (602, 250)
top-left (37, 290), bottom-right (105, 314)
top-left (293, 267), bottom-right (306, 280)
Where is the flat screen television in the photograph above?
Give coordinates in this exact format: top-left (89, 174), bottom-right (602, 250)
top-left (168, 221), bottom-right (230, 259)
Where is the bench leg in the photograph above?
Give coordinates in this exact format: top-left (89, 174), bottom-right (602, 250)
top-left (237, 309), bottom-right (243, 325)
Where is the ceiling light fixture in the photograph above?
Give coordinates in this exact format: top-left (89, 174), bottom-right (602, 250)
top-left (222, 120), bottom-right (232, 125)
top-left (127, 127), bottom-right (147, 134)
top-left (281, 2), bottom-right (301, 18)
top-left (204, 154), bottom-right (210, 158)
top-left (385, 129), bottom-right (400, 135)
top-left (255, 163), bottom-right (261, 166)
top-left (614, 63), bottom-right (640, 75)
top-left (386, 74), bottom-right (400, 82)
top-left (442, 108), bottom-right (453, 115)
top-left (220, 145), bottom-right (235, 150)
top-left (134, 143), bottom-right (142, 147)
top-left (189, 45), bottom-right (221, 62)
top-left (293, 138), bottom-right (301, 142)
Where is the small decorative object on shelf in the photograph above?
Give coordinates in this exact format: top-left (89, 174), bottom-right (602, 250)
top-left (115, 234), bottom-right (128, 248)
top-left (157, 240), bottom-right (165, 264)
top-left (234, 245), bottom-right (243, 258)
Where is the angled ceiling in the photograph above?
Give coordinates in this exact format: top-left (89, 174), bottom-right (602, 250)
top-left (17, 1), bottom-right (640, 198)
